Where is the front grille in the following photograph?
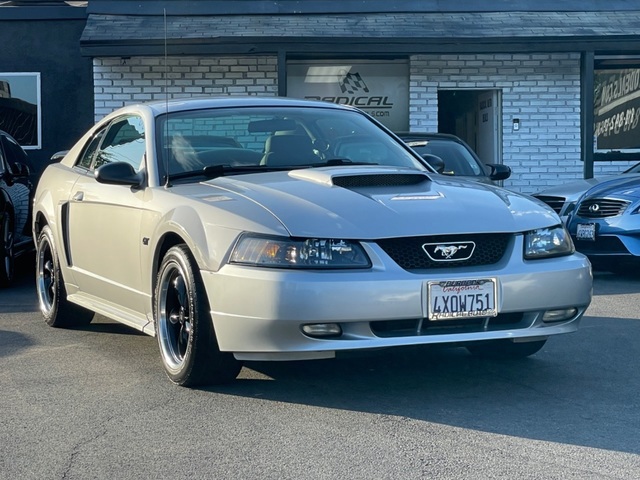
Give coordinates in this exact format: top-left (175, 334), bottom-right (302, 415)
top-left (377, 233), bottom-right (511, 271)
top-left (533, 195), bottom-right (566, 214)
top-left (370, 312), bottom-right (526, 337)
top-left (577, 198), bottom-right (629, 218)
top-left (573, 235), bottom-right (629, 254)
top-left (333, 174), bottom-right (428, 188)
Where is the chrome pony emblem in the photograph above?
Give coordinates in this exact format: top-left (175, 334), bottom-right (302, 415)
top-left (435, 245), bottom-right (467, 258)
top-left (422, 241), bottom-right (476, 262)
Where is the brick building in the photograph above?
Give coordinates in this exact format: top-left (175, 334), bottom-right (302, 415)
top-left (3, 1), bottom-right (640, 193)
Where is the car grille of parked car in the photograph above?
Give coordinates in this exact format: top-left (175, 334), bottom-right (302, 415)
top-left (576, 198), bottom-right (630, 218)
top-left (370, 312), bottom-right (527, 337)
top-left (573, 236), bottom-right (629, 254)
top-left (533, 195), bottom-right (565, 214)
top-left (376, 233), bottom-right (511, 270)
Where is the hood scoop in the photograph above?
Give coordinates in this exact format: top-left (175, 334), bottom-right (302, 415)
top-left (289, 167), bottom-right (430, 188)
top-left (333, 173), bottom-right (430, 188)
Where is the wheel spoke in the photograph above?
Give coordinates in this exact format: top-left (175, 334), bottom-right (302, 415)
top-left (43, 259), bottom-right (55, 300)
top-left (179, 320), bottom-right (191, 352)
top-left (173, 275), bottom-right (187, 307)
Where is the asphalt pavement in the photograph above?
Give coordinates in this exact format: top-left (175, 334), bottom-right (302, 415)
top-left (1, 255), bottom-right (640, 479)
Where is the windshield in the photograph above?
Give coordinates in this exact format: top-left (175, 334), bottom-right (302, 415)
top-left (155, 106), bottom-right (426, 180)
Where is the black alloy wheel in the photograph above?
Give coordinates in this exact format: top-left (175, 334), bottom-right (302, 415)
top-left (155, 244), bottom-right (241, 387)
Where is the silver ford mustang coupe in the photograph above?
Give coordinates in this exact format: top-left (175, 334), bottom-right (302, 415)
top-left (33, 97), bottom-right (592, 387)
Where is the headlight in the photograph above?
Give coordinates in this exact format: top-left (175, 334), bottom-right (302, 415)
top-left (230, 234), bottom-right (371, 269)
top-left (524, 226), bottom-right (574, 259)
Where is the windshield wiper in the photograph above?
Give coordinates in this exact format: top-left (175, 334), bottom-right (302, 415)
top-left (167, 164), bottom-right (296, 182)
top-left (166, 160), bottom-right (379, 182)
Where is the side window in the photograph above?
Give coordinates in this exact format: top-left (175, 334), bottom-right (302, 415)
top-left (77, 129), bottom-right (106, 170)
top-left (95, 116), bottom-right (146, 171)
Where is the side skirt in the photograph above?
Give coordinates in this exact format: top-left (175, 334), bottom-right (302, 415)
top-left (67, 292), bottom-right (155, 336)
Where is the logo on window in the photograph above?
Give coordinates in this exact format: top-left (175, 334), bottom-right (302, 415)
top-left (339, 72), bottom-right (370, 94)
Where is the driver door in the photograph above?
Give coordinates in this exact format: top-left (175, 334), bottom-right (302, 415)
top-left (66, 115), bottom-right (148, 314)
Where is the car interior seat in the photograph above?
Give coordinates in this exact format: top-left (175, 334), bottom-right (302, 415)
top-left (261, 134), bottom-right (319, 166)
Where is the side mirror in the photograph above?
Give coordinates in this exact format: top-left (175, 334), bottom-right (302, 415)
top-left (487, 163), bottom-right (511, 181)
top-left (95, 162), bottom-right (144, 188)
top-left (421, 154), bottom-right (445, 174)
top-left (50, 150), bottom-right (69, 163)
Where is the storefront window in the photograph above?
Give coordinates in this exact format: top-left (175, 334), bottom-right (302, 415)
top-left (594, 66), bottom-right (640, 154)
top-left (0, 73), bottom-right (41, 149)
top-left (287, 59), bottom-right (409, 132)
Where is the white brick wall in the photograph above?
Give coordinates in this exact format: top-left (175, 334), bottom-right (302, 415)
top-left (93, 56), bottom-right (278, 121)
top-left (410, 53), bottom-right (634, 193)
top-left (93, 53), bottom-right (633, 194)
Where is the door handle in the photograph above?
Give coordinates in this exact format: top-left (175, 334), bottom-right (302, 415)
top-left (72, 191), bottom-right (84, 202)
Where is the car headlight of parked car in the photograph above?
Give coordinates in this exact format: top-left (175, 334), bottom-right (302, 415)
top-left (230, 234), bottom-right (372, 268)
top-left (524, 226), bottom-right (575, 259)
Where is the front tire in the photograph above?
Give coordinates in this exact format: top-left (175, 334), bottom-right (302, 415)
top-left (36, 225), bottom-right (94, 327)
top-left (155, 245), bottom-right (241, 387)
top-left (466, 339), bottom-right (547, 359)
top-left (0, 209), bottom-right (15, 287)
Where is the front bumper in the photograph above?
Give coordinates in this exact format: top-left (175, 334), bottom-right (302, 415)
top-left (570, 215), bottom-right (640, 259)
top-left (202, 238), bottom-right (592, 361)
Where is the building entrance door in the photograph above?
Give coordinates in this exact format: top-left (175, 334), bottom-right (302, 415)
top-left (438, 89), bottom-right (502, 166)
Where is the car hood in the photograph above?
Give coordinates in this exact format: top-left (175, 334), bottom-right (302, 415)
top-left (581, 175), bottom-right (640, 200)
top-left (183, 166), bottom-right (559, 238)
top-left (535, 177), bottom-right (610, 201)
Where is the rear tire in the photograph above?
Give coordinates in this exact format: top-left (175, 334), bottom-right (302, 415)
top-left (0, 209), bottom-right (15, 287)
top-left (36, 225), bottom-right (94, 327)
top-left (155, 245), bottom-right (241, 387)
top-left (466, 339), bottom-right (547, 359)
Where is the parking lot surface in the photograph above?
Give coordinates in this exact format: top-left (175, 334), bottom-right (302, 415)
top-left (1, 256), bottom-right (639, 479)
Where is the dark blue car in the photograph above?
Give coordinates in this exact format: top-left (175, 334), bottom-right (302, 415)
top-left (567, 176), bottom-right (640, 274)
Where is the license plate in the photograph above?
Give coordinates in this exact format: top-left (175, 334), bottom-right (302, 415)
top-left (427, 279), bottom-right (498, 320)
top-left (576, 223), bottom-right (596, 241)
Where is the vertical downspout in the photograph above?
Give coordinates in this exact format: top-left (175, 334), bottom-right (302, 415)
top-left (277, 49), bottom-right (287, 97)
top-left (581, 51), bottom-right (595, 179)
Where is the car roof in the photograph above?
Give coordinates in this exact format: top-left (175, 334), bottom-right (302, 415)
top-left (394, 132), bottom-right (466, 143)
top-left (143, 96), bottom-right (355, 116)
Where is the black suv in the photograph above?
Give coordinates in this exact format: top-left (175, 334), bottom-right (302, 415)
top-left (0, 130), bottom-right (34, 286)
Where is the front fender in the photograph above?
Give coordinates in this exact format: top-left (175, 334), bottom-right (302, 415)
top-left (151, 205), bottom-right (213, 269)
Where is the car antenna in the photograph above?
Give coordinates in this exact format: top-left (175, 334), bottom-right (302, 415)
top-left (163, 7), bottom-right (172, 188)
